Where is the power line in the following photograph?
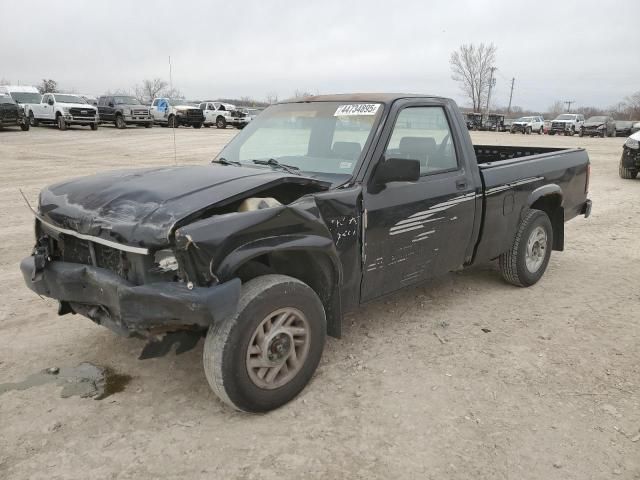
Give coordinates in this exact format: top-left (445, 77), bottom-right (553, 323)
top-left (564, 100), bottom-right (575, 112)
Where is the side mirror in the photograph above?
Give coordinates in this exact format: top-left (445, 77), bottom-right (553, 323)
top-left (373, 157), bottom-right (420, 186)
top-left (47, 98), bottom-right (54, 106)
top-left (108, 102), bottom-right (114, 108)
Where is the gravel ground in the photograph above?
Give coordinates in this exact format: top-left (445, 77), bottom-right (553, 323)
top-left (0, 125), bottom-right (638, 480)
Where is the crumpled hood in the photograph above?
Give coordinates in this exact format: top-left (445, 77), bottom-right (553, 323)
top-left (38, 165), bottom-right (329, 249)
top-left (584, 121), bottom-right (604, 128)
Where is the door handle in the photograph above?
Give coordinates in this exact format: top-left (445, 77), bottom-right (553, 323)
top-left (456, 180), bottom-right (467, 190)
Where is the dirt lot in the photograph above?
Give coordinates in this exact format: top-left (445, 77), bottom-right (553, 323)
top-left (1, 125), bottom-right (638, 479)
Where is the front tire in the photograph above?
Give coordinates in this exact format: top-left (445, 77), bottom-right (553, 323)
top-left (115, 114), bottom-right (126, 129)
top-left (90, 123), bottom-right (98, 131)
top-left (193, 122), bottom-right (202, 129)
top-left (619, 161), bottom-right (639, 179)
top-left (525, 126), bottom-right (531, 135)
top-left (168, 115), bottom-right (177, 128)
top-left (203, 274), bottom-right (326, 413)
top-left (499, 209), bottom-right (553, 287)
top-left (216, 116), bottom-right (227, 129)
top-left (29, 112), bottom-right (39, 127)
top-left (57, 114), bottom-right (67, 131)
top-left (20, 121), bottom-right (30, 131)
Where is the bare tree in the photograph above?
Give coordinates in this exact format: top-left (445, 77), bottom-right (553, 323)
top-left (546, 101), bottom-right (565, 119)
top-left (450, 43), bottom-right (497, 112)
top-left (624, 91), bottom-right (640, 120)
top-left (133, 78), bottom-right (181, 103)
top-left (0, 78), bottom-right (10, 85)
top-left (266, 92), bottom-right (279, 104)
top-left (37, 79), bottom-right (58, 94)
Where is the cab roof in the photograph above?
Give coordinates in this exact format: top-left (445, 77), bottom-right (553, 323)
top-left (279, 93), bottom-right (447, 104)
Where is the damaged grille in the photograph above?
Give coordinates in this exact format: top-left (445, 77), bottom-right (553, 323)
top-left (59, 235), bottom-right (127, 277)
top-left (186, 109), bottom-right (204, 118)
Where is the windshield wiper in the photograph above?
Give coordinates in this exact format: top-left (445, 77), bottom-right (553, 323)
top-left (252, 158), bottom-right (301, 175)
top-left (212, 157), bottom-right (241, 166)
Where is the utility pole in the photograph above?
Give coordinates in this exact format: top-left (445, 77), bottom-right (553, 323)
top-left (507, 77), bottom-right (515, 114)
top-left (485, 67), bottom-right (497, 114)
top-left (564, 100), bottom-right (575, 112)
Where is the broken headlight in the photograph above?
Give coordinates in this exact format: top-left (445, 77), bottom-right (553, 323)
top-left (625, 137), bottom-right (639, 149)
top-left (153, 249), bottom-right (179, 273)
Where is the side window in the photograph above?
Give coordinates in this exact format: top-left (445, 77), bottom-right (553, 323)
top-left (199, 103), bottom-right (205, 111)
top-left (152, 99), bottom-right (159, 107)
top-left (385, 106), bottom-right (458, 176)
top-left (42, 94), bottom-right (48, 104)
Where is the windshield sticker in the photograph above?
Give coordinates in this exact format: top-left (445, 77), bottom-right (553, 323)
top-left (339, 161), bottom-right (353, 169)
top-left (334, 104), bottom-right (380, 116)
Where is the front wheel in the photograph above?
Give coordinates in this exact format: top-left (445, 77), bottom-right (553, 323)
top-left (57, 114), bottom-right (67, 131)
top-left (499, 209), bottom-right (553, 287)
top-left (525, 126), bottom-right (532, 135)
top-left (20, 121), bottom-right (30, 131)
top-left (216, 116), bottom-right (227, 129)
top-left (193, 123), bottom-right (202, 129)
top-left (168, 115), bottom-right (177, 128)
top-left (90, 123), bottom-right (98, 131)
top-left (29, 112), bottom-right (39, 127)
top-left (619, 161), bottom-right (639, 179)
top-left (115, 115), bottom-right (126, 129)
top-left (203, 274), bottom-right (326, 412)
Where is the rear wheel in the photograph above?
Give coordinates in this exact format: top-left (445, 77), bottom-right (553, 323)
top-left (115, 114), bottom-right (126, 129)
top-left (499, 209), bottom-right (553, 287)
top-left (619, 161), bottom-right (638, 179)
top-left (203, 274), bottom-right (326, 412)
top-left (57, 114), bottom-right (67, 131)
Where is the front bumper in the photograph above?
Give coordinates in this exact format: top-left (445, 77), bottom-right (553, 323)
top-left (124, 114), bottom-right (153, 124)
top-left (20, 256), bottom-right (241, 336)
top-left (582, 127), bottom-right (605, 136)
top-left (177, 116), bottom-right (204, 126)
top-left (63, 115), bottom-right (98, 124)
top-left (229, 117), bottom-right (249, 126)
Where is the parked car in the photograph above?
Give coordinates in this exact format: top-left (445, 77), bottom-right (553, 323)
top-left (20, 93), bottom-right (592, 412)
top-left (549, 114), bottom-right (585, 136)
top-left (543, 120), bottom-right (552, 134)
top-left (631, 122), bottom-right (640, 134)
top-left (0, 85), bottom-right (41, 118)
top-left (98, 95), bottom-right (153, 128)
top-left (150, 98), bottom-right (204, 128)
top-left (504, 118), bottom-right (516, 131)
top-left (619, 131), bottom-right (640, 179)
top-left (0, 95), bottom-right (29, 131)
top-left (199, 101), bottom-right (249, 129)
top-left (615, 121), bottom-right (635, 137)
top-left (465, 112), bottom-right (483, 130)
top-left (580, 116), bottom-right (616, 138)
top-left (484, 114), bottom-right (506, 132)
top-left (30, 93), bottom-right (99, 130)
top-left (510, 116), bottom-right (544, 134)
top-left (241, 107), bottom-right (263, 122)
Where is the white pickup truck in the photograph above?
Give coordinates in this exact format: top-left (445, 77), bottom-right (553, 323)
top-left (150, 98), bottom-right (205, 128)
top-left (30, 93), bottom-right (99, 130)
top-left (549, 113), bottom-right (585, 136)
top-left (198, 101), bottom-right (249, 129)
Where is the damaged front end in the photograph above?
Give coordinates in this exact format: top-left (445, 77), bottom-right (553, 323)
top-left (20, 165), bottom-right (335, 356)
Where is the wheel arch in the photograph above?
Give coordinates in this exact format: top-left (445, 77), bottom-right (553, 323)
top-left (217, 236), bottom-right (344, 338)
top-left (527, 185), bottom-right (564, 251)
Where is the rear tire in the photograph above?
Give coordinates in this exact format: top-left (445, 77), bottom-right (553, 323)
top-left (499, 209), bottom-right (553, 287)
top-left (203, 274), bottom-right (326, 413)
top-left (619, 161), bottom-right (639, 179)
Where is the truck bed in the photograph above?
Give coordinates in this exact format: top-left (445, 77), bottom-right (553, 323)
top-left (473, 145), bottom-right (566, 164)
top-left (470, 144), bottom-right (590, 264)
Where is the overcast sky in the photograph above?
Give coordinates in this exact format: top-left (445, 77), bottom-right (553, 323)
top-left (1, 0), bottom-right (637, 111)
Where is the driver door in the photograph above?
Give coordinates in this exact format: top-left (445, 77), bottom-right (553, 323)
top-left (361, 103), bottom-right (477, 302)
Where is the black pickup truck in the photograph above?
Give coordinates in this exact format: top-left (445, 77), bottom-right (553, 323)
top-left (20, 93), bottom-right (591, 412)
top-left (0, 95), bottom-right (29, 131)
